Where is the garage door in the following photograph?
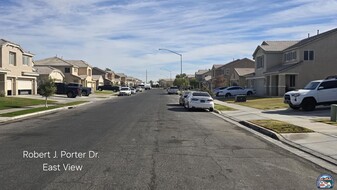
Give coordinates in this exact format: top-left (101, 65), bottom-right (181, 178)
top-left (18, 80), bottom-right (32, 95)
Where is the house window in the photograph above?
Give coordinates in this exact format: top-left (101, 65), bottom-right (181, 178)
top-left (9, 52), bottom-right (16, 65)
top-left (289, 75), bottom-right (296, 87)
top-left (224, 68), bottom-right (230, 76)
top-left (65, 68), bottom-right (70, 73)
top-left (284, 51), bottom-right (297, 62)
top-left (88, 69), bottom-right (92, 76)
top-left (23, 55), bottom-right (29, 66)
top-left (304, 50), bottom-right (314, 60)
top-left (256, 55), bottom-right (264, 68)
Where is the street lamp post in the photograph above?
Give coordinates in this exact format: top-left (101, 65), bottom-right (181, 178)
top-left (158, 48), bottom-right (183, 75)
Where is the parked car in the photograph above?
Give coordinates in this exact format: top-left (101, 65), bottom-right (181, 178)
top-left (68, 83), bottom-right (91, 96)
top-left (218, 86), bottom-right (255, 97)
top-left (284, 78), bottom-right (337, 111)
top-left (167, 86), bottom-right (179, 94)
top-left (97, 85), bottom-right (120, 92)
top-left (136, 86), bottom-right (143, 92)
top-left (130, 88), bottom-right (136, 94)
top-left (179, 91), bottom-right (192, 106)
top-left (53, 82), bottom-right (82, 98)
top-left (119, 87), bottom-right (132, 96)
top-left (213, 86), bottom-right (227, 96)
top-left (184, 91), bottom-right (214, 111)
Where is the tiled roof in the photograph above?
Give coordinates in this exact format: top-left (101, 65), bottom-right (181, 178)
top-left (260, 41), bottom-right (298, 52)
top-left (234, 68), bottom-right (255, 76)
top-left (213, 64), bottom-right (224, 69)
top-left (67, 60), bottom-right (92, 68)
top-left (285, 28), bottom-right (337, 50)
top-left (34, 65), bottom-right (63, 75)
top-left (195, 70), bottom-right (209, 75)
top-left (34, 57), bottom-right (75, 67)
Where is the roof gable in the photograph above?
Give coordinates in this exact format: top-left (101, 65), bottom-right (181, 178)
top-left (253, 41), bottom-right (298, 58)
top-left (34, 57), bottom-right (76, 67)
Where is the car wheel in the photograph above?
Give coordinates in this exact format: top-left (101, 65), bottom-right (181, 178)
top-left (247, 91), bottom-right (252, 96)
top-left (301, 98), bottom-right (316, 111)
top-left (225, 93), bottom-right (231, 98)
top-left (98, 88), bottom-right (102, 91)
top-left (216, 92), bottom-right (220, 97)
top-left (67, 91), bottom-right (74, 98)
top-left (209, 107), bottom-right (214, 112)
top-left (81, 91), bottom-right (87, 96)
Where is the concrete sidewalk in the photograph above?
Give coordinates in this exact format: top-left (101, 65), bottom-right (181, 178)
top-left (214, 99), bottom-right (337, 167)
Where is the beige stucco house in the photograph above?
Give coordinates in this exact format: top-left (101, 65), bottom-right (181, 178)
top-left (249, 28), bottom-right (337, 96)
top-left (34, 65), bottom-right (64, 85)
top-left (212, 58), bottom-right (255, 89)
top-left (92, 67), bottom-right (117, 85)
top-left (66, 60), bottom-right (96, 90)
top-left (230, 68), bottom-right (255, 87)
top-left (0, 39), bottom-right (39, 96)
top-left (34, 57), bottom-right (82, 84)
top-left (92, 75), bottom-right (104, 89)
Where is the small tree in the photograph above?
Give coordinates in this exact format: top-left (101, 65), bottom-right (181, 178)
top-left (37, 77), bottom-right (56, 108)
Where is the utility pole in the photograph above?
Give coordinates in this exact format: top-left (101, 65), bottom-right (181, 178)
top-left (146, 69), bottom-right (148, 84)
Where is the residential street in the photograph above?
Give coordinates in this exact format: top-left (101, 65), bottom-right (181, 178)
top-left (0, 89), bottom-right (335, 190)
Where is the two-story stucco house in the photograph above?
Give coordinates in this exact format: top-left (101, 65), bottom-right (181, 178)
top-left (34, 57), bottom-right (81, 84)
top-left (66, 60), bottom-right (96, 90)
top-left (249, 28), bottom-right (337, 96)
top-left (0, 39), bottom-right (39, 96)
top-left (212, 58), bottom-right (255, 89)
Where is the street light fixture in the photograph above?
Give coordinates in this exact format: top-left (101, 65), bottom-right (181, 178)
top-left (158, 48), bottom-right (183, 75)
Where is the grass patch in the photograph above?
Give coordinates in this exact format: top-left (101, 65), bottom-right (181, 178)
top-left (0, 97), bottom-right (56, 110)
top-left (94, 90), bottom-right (115, 95)
top-left (249, 119), bottom-right (314, 133)
top-left (313, 119), bottom-right (337, 126)
top-left (219, 96), bottom-right (288, 110)
top-left (214, 104), bottom-right (236, 111)
top-left (0, 101), bottom-right (88, 117)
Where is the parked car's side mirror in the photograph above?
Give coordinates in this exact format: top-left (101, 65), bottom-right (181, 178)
top-left (318, 86), bottom-right (324, 90)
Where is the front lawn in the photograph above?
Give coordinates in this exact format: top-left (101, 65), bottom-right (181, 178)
top-left (214, 104), bottom-right (236, 111)
top-left (249, 119), bottom-right (314, 133)
top-left (219, 96), bottom-right (288, 110)
top-left (0, 97), bottom-right (56, 110)
top-left (94, 90), bottom-right (115, 95)
top-left (0, 101), bottom-right (88, 117)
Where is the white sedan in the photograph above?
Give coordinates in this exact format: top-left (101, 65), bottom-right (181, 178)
top-left (218, 86), bottom-right (255, 97)
top-left (119, 87), bottom-right (132, 96)
top-left (184, 91), bottom-right (214, 111)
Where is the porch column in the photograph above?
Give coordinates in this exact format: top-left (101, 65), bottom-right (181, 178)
top-left (278, 74), bottom-right (286, 96)
top-left (268, 76), bottom-right (272, 96)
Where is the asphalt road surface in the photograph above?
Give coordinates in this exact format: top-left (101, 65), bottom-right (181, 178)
top-left (0, 89), bottom-right (335, 190)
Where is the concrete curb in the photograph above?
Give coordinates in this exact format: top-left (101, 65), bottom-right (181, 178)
top-left (214, 111), bottom-right (337, 167)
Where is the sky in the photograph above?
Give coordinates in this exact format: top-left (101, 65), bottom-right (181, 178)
top-left (1, 0), bottom-right (337, 82)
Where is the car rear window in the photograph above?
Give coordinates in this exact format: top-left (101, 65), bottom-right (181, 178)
top-left (121, 87), bottom-right (129, 90)
top-left (192, 92), bottom-right (210, 97)
top-left (170, 87), bottom-right (178, 89)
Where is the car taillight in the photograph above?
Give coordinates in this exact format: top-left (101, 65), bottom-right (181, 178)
top-left (191, 98), bottom-right (198, 101)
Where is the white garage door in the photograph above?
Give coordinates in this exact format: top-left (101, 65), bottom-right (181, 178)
top-left (18, 80), bottom-right (32, 89)
top-left (7, 79), bottom-right (12, 90)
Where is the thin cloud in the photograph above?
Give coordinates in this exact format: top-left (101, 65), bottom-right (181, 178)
top-left (1, 0), bottom-right (336, 81)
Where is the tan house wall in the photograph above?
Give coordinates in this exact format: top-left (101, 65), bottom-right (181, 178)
top-left (0, 43), bottom-right (37, 96)
top-left (286, 33), bottom-right (337, 89)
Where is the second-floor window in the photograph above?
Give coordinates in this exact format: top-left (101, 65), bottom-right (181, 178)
top-left (23, 55), bottom-right (29, 66)
top-left (224, 68), bottom-right (230, 76)
top-left (304, 50), bottom-right (314, 61)
top-left (284, 51), bottom-right (297, 62)
top-left (88, 69), bottom-right (92, 76)
top-left (9, 52), bottom-right (16, 65)
top-left (256, 55), bottom-right (264, 68)
top-left (65, 68), bottom-right (70, 73)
